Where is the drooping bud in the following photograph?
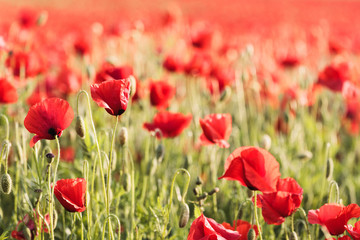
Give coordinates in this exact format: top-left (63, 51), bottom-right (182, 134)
top-left (259, 134), bottom-right (271, 151)
top-left (155, 144), bottom-right (165, 162)
top-left (121, 173), bottom-right (131, 192)
top-left (289, 231), bottom-right (298, 240)
top-left (247, 228), bottom-right (256, 240)
top-left (119, 127), bottom-right (128, 147)
top-left (1, 173), bottom-right (12, 194)
top-left (326, 157), bottom-right (334, 181)
top-left (296, 150), bottom-right (313, 161)
top-left (178, 202), bottom-right (190, 228)
top-left (75, 116), bottom-right (86, 139)
top-left (46, 152), bottom-right (55, 164)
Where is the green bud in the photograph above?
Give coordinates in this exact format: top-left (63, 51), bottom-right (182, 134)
top-left (1, 173), bottom-right (12, 194)
top-left (220, 86), bottom-right (232, 102)
top-left (119, 127), bottom-right (128, 147)
top-left (178, 202), bottom-right (190, 228)
top-left (247, 228), bottom-right (256, 240)
top-left (259, 134), bottom-right (271, 151)
top-left (75, 116), bottom-right (86, 139)
top-left (155, 144), bottom-right (164, 162)
top-left (122, 173), bottom-right (131, 192)
top-left (129, 76), bottom-right (137, 98)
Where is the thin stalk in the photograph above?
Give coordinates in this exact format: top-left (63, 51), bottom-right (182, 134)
top-left (0, 114), bottom-right (9, 140)
top-left (253, 191), bottom-right (263, 240)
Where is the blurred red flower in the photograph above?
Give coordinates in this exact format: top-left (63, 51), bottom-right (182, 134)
top-left (199, 113), bottom-right (232, 148)
top-left (149, 80), bottom-right (175, 109)
top-left (163, 54), bottom-right (183, 72)
top-left (219, 146), bottom-right (281, 192)
top-left (90, 78), bottom-right (131, 116)
top-left (143, 111), bottom-right (192, 138)
top-left (95, 64), bottom-right (134, 84)
top-left (221, 220), bottom-right (258, 240)
top-left (190, 22), bottom-right (213, 49)
top-left (345, 221), bottom-right (360, 240)
top-left (54, 178), bottom-right (86, 212)
top-left (56, 66), bottom-right (82, 95)
top-left (308, 203), bottom-right (360, 236)
top-left (256, 178), bottom-right (303, 225)
top-left (317, 61), bottom-right (351, 92)
top-left (24, 98), bottom-right (74, 147)
top-left (187, 214), bottom-right (240, 240)
top-left (185, 52), bottom-right (212, 76)
top-left (0, 78), bottom-right (18, 104)
top-left (206, 65), bottom-right (235, 96)
top-left (60, 147), bottom-right (75, 163)
top-left (6, 51), bottom-right (45, 78)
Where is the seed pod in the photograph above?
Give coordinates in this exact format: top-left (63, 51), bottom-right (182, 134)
top-left (326, 157), bottom-right (334, 181)
top-left (259, 134), bottom-right (271, 151)
top-left (1, 173), bottom-right (12, 194)
top-left (289, 231), bottom-right (298, 240)
top-left (155, 144), bottom-right (165, 162)
top-left (178, 202), bottom-right (190, 228)
top-left (122, 173), bottom-right (131, 192)
top-left (46, 152), bottom-right (55, 164)
top-left (75, 116), bottom-right (86, 139)
top-left (247, 228), bottom-right (256, 240)
top-left (197, 192), bottom-right (208, 201)
top-left (119, 127), bottom-right (128, 147)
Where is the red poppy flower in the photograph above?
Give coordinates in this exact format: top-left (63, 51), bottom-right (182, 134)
top-left (256, 178), bottom-right (303, 225)
top-left (163, 54), bottom-right (183, 72)
top-left (190, 22), bottom-right (213, 49)
top-left (317, 61), bottom-right (351, 92)
top-left (149, 80), bottom-right (176, 109)
top-left (0, 78), bottom-right (18, 104)
top-left (199, 113), bottom-right (232, 148)
top-left (187, 214), bottom-right (241, 240)
top-left (185, 52), bottom-right (212, 76)
top-left (54, 178), bottom-right (86, 212)
top-left (59, 147), bottom-right (75, 163)
top-left (219, 146), bottom-right (281, 192)
top-left (95, 64), bottom-right (134, 84)
top-left (6, 51), bottom-right (45, 78)
top-left (308, 203), bottom-right (360, 236)
top-left (221, 220), bottom-right (258, 240)
top-left (327, 237), bottom-right (351, 240)
top-left (345, 221), bottom-right (360, 240)
top-left (206, 66), bottom-right (235, 96)
top-left (56, 66), bottom-right (82, 95)
top-left (73, 36), bottom-right (91, 56)
top-left (24, 98), bottom-right (74, 147)
top-left (143, 111), bottom-right (192, 138)
top-left (90, 78), bottom-right (131, 116)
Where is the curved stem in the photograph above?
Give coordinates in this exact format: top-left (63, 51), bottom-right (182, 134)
top-left (0, 114), bottom-right (9, 140)
top-left (328, 180), bottom-right (340, 204)
top-left (297, 207), bottom-right (311, 240)
top-left (102, 214), bottom-right (121, 240)
top-left (253, 191), bottom-right (263, 240)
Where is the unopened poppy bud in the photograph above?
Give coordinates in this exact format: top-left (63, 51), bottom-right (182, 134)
top-left (119, 127), bottom-right (128, 146)
top-left (178, 202), bottom-right (190, 228)
top-left (296, 150), bottom-right (313, 161)
top-left (196, 176), bottom-right (203, 185)
top-left (326, 157), bottom-right (334, 181)
top-left (155, 144), bottom-right (165, 161)
top-left (129, 76), bottom-right (137, 98)
top-left (197, 192), bottom-right (208, 200)
top-left (46, 153), bottom-right (55, 164)
top-left (1, 173), bottom-right (12, 194)
top-left (208, 187), bottom-right (219, 196)
top-left (75, 116), bottom-right (86, 139)
top-left (18, 222), bottom-right (31, 240)
top-left (247, 228), bottom-right (256, 240)
top-left (289, 231), bottom-right (298, 240)
top-left (122, 173), bottom-right (131, 192)
top-left (146, 158), bottom-right (158, 176)
top-left (259, 134), bottom-right (271, 151)
top-left (220, 86), bottom-right (232, 102)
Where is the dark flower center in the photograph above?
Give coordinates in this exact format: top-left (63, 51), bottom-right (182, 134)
top-left (117, 109), bottom-right (125, 115)
top-left (48, 128), bottom-right (58, 136)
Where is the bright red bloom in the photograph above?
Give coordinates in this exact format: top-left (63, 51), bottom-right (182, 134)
top-left (0, 78), bottom-right (18, 104)
top-left (221, 220), bottom-right (258, 240)
top-left (143, 111), bottom-right (192, 138)
top-left (149, 80), bottom-right (176, 109)
top-left (199, 113), bottom-right (232, 148)
top-left (256, 178), bottom-right (303, 225)
top-left (308, 203), bottom-right (360, 236)
top-left (95, 64), bottom-right (134, 84)
top-left (90, 78), bottom-right (131, 116)
top-left (24, 98), bottom-right (74, 147)
top-left (219, 146), bottom-right (281, 192)
top-left (317, 61), bottom-right (351, 92)
top-left (187, 214), bottom-right (241, 240)
top-left (345, 221), bottom-right (360, 240)
top-left (54, 178), bottom-right (86, 212)
top-left (327, 237), bottom-right (351, 240)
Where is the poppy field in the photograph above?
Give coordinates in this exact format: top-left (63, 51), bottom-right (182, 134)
top-left (1, 0), bottom-right (360, 239)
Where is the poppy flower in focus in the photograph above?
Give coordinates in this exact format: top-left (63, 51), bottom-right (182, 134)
top-left (219, 146), bottom-right (281, 192)
top-left (308, 203), bottom-right (360, 236)
top-left (187, 214), bottom-right (241, 240)
top-left (54, 178), bottom-right (86, 212)
top-left (345, 221), bottom-right (360, 240)
top-left (24, 98), bottom-right (74, 147)
top-left (143, 111), bottom-right (192, 138)
top-left (256, 178), bottom-right (303, 225)
top-left (95, 63), bottom-right (134, 84)
top-left (199, 113), bottom-right (232, 148)
top-left (0, 78), bottom-right (18, 104)
top-left (90, 78), bottom-right (131, 116)
top-left (317, 61), bottom-right (351, 92)
top-left (221, 220), bottom-right (258, 240)
top-left (149, 80), bottom-right (176, 109)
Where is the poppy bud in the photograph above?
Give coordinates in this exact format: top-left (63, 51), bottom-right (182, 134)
top-left (247, 228), bottom-right (256, 240)
top-left (122, 173), bottom-right (131, 192)
top-left (208, 187), bottom-right (219, 196)
top-left (75, 116), bottom-right (86, 139)
top-left (178, 202), bottom-right (190, 228)
top-left (259, 134), bottom-right (271, 150)
top-left (46, 152), bottom-right (55, 164)
top-left (326, 157), bottom-right (334, 181)
top-left (146, 158), bottom-right (158, 176)
top-left (119, 127), bottom-right (128, 147)
top-left (289, 231), bottom-right (298, 240)
top-left (296, 151), bottom-right (313, 161)
top-left (197, 192), bottom-right (208, 200)
top-left (220, 86), bottom-right (232, 103)
top-left (36, 11), bottom-right (48, 26)
top-left (1, 173), bottom-right (12, 194)
top-left (129, 76), bottom-right (137, 98)
top-left (196, 176), bottom-right (203, 185)
top-left (155, 144), bottom-right (165, 162)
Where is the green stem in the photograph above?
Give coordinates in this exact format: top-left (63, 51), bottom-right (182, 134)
top-left (125, 148), bottom-right (136, 240)
top-left (297, 207), bottom-right (312, 240)
top-left (328, 180), bottom-right (340, 204)
top-left (253, 191), bottom-right (263, 240)
top-left (0, 114), bottom-right (9, 140)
